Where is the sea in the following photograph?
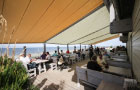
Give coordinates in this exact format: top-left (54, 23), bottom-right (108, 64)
top-left (0, 46), bottom-right (85, 59)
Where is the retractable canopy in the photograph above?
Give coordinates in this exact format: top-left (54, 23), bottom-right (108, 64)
top-left (0, 0), bottom-right (103, 44)
top-left (46, 6), bottom-right (119, 45)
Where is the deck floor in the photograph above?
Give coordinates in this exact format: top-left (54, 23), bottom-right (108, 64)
top-left (31, 59), bottom-right (92, 90)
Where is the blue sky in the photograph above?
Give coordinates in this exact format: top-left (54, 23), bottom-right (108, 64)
top-left (1, 38), bottom-right (125, 48)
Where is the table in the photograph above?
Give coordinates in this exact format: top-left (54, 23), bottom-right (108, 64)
top-left (33, 59), bottom-right (49, 74)
top-left (97, 81), bottom-right (123, 90)
top-left (111, 58), bottom-right (127, 62)
top-left (104, 66), bottom-right (132, 77)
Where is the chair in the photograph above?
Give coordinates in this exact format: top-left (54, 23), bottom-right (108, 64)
top-left (23, 63), bottom-right (36, 78)
top-left (69, 54), bottom-right (76, 64)
top-left (49, 63), bottom-right (57, 70)
top-left (49, 57), bottom-right (57, 70)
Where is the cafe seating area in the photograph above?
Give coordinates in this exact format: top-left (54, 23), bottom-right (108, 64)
top-left (26, 52), bottom-right (89, 78)
top-left (25, 49), bottom-right (139, 90)
top-left (76, 50), bottom-right (139, 90)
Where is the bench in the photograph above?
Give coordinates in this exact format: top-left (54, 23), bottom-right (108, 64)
top-left (76, 67), bottom-right (124, 88)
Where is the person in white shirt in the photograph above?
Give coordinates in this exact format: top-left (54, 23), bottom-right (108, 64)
top-left (25, 54), bottom-right (36, 69)
top-left (25, 54), bottom-right (31, 64)
top-left (81, 49), bottom-right (86, 60)
top-left (60, 50), bottom-right (64, 55)
top-left (46, 52), bottom-right (51, 60)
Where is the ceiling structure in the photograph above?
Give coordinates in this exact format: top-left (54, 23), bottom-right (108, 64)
top-left (46, 6), bottom-right (119, 45)
top-left (0, 0), bottom-right (104, 44)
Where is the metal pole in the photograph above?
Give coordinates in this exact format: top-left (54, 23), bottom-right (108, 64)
top-left (23, 46), bottom-right (26, 57)
top-left (85, 46), bottom-right (86, 50)
top-left (74, 46), bottom-right (76, 51)
top-left (67, 44), bottom-right (69, 51)
top-left (43, 43), bottom-right (46, 53)
top-left (80, 44), bottom-right (81, 51)
top-left (57, 46), bottom-right (60, 54)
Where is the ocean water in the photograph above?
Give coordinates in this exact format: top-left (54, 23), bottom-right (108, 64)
top-left (1, 46), bottom-right (84, 58)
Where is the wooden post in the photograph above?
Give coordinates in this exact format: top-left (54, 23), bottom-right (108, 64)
top-left (67, 44), bottom-right (69, 51)
top-left (43, 43), bottom-right (46, 53)
top-left (57, 46), bottom-right (60, 54)
top-left (23, 46), bottom-right (26, 57)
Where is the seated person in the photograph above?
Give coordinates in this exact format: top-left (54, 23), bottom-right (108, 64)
top-left (73, 50), bottom-right (77, 53)
top-left (40, 52), bottom-right (46, 59)
top-left (45, 52), bottom-right (53, 68)
top-left (97, 54), bottom-right (108, 69)
top-left (60, 50), bottom-right (64, 55)
top-left (81, 49), bottom-right (85, 60)
top-left (46, 52), bottom-right (51, 60)
top-left (66, 50), bottom-right (70, 54)
top-left (25, 54), bottom-right (36, 69)
top-left (52, 50), bottom-right (58, 57)
top-left (58, 55), bottom-right (64, 70)
top-left (87, 55), bottom-right (102, 71)
top-left (104, 51), bottom-right (110, 58)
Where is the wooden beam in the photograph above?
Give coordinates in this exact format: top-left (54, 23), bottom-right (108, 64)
top-left (92, 35), bottom-right (119, 45)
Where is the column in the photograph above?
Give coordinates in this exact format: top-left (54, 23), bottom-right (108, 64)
top-left (23, 46), bottom-right (26, 57)
top-left (43, 43), bottom-right (46, 53)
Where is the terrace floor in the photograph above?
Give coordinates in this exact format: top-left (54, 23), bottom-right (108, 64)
top-left (31, 59), bottom-right (93, 90)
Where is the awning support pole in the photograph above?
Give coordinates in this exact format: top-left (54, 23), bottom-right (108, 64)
top-left (43, 43), bottom-right (46, 53)
top-left (23, 46), bottom-right (26, 57)
top-left (57, 46), bottom-right (60, 54)
top-left (74, 46), bottom-right (76, 51)
top-left (80, 44), bottom-right (81, 51)
top-left (67, 44), bottom-right (69, 51)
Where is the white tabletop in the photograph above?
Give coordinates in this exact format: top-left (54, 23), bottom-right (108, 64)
top-left (33, 59), bottom-right (49, 64)
top-left (104, 66), bottom-right (131, 77)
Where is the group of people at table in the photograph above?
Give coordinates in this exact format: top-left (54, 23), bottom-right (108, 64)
top-left (87, 45), bottom-right (110, 72)
top-left (16, 45), bottom-right (111, 72)
top-left (16, 49), bottom-right (88, 70)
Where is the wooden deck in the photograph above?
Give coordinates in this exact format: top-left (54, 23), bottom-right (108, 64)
top-left (31, 58), bottom-right (131, 90)
top-left (31, 59), bottom-right (92, 90)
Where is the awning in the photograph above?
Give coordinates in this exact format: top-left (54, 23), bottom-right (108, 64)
top-left (0, 0), bottom-right (103, 44)
top-left (46, 6), bottom-right (119, 45)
